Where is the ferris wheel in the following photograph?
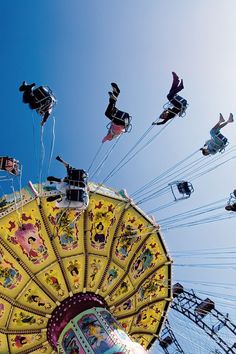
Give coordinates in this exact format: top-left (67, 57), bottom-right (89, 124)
top-left (157, 283), bottom-right (236, 354)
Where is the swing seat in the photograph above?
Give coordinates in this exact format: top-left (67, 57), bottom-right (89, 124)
top-left (66, 188), bottom-right (87, 203)
top-left (67, 169), bottom-right (88, 186)
top-left (177, 181), bottom-right (193, 196)
top-left (226, 193), bottom-right (236, 208)
top-left (163, 95), bottom-right (188, 117)
top-left (169, 180), bottom-right (194, 201)
top-left (0, 157), bottom-right (19, 176)
top-left (32, 86), bottom-right (56, 115)
top-left (210, 133), bottom-right (228, 154)
top-left (112, 109), bottom-right (132, 133)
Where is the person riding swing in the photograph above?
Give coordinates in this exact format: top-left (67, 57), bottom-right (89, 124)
top-left (152, 72), bottom-right (188, 126)
top-left (200, 113), bottom-right (234, 156)
top-left (102, 83), bottom-right (132, 143)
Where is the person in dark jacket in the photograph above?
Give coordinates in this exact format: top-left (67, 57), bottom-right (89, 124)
top-left (152, 72), bottom-right (187, 125)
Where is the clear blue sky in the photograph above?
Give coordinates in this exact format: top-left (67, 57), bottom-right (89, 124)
top-left (1, 1), bottom-right (236, 352)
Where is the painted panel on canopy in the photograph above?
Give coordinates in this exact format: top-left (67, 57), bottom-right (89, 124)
top-left (41, 198), bottom-right (85, 257)
top-left (0, 200), bottom-right (56, 272)
top-left (86, 193), bottom-right (126, 256)
top-left (0, 333), bottom-right (8, 353)
top-left (0, 245), bottom-right (30, 299)
top-left (16, 281), bottom-right (56, 314)
top-left (107, 275), bottom-right (135, 306)
top-left (29, 343), bottom-right (52, 353)
top-left (62, 255), bottom-right (84, 293)
top-left (117, 315), bottom-right (134, 333)
top-left (131, 333), bottom-right (153, 350)
top-left (8, 307), bottom-right (48, 330)
top-left (0, 298), bottom-right (12, 328)
top-left (135, 264), bottom-right (170, 307)
top-left (130, 300), bottom-right (167, 333)
top-left (129, 232), bottom-right (169, 287)
top-left (36, 262), bottom-right (69, 301)
top-left (98, 261), bottom-right (125, 298)
top-left (112, 207), bottom-right (156, 268)
top-left (111, 296), bottom-right (136, 318)
top-left (86, 255), bottom-right (108, 292)
top-left (61, 328), bottom-right (86, 354)
top-left (8, 332), bottom-right (47, 353)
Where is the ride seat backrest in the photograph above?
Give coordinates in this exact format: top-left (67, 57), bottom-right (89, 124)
top-left (66, 189), bottom-right (86, 202)
top-left (177, 182), bottom-right (185, 194)
top-left (170, 95), bottom-right (188, 116)
top-left (33, 87), bottom-right (51, 102)
top-left (67, 169), bottom-right (88, 184)
top-left (0, 157), bottom-right (18, 175)
top-left (34, 86), bottom-right (56, 114)
top-left (216, 133), bottom-right (228, 146)
top-left (113, 109), bottom-right (130, 126)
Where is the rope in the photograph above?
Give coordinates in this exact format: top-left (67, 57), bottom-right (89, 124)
top-left (39, 125), bottom-right (45, 194)
top-left (97, 122), bottom-right (172, 191)
top-left (11, 181), bottom-right (22, 227)
top-left (136, 185), bottom-right (169, 205)
top-left (87, 143), bottom-right (103, 173)
top-left (32, 111), bottom-right (40, 183)
top-left (47, 115), bottom-right (56, 176)
top-left (131, 149), bottom-right (199, 198)
top-left (147, 200), bottom-right (176, 214)
top-left (90, 136), bottom-right (121, 180)
top-left (17, 164), bottom-right (24, 217)
top-left (159, 198), bottom-right (226, 224)
top-left (162, 213), bottom-right (236, 231)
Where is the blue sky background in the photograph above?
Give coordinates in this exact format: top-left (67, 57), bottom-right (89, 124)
top-left (1, 1), bottom-right (236, 352)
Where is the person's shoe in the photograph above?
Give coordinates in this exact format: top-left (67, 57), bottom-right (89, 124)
top-left (228, 113), bottom-right (234, 123)
top-left (111, 82), bottom-right (120, 96)
top-left (47, 195), bottom-right (61, 202)
top-left (219, 113), bottom-right (225, 123)
top-left (47, 176), bottom-right (61, 183)
top-left (108, 91), bottom-right (117, 101)
top-left (178, 79), bottom-right (184, 90)
top-left (28, 83), bottom-right (36, 90)
top-left (172, 72), bottom-right (180, 80)
top-left (19, 81), bottom-right (27, 91)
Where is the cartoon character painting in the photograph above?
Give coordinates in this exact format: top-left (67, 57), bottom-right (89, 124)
top-left (138, 273), bottom-right (166, 301)
top-left (62, 329), bottom-right (85, 354)
top-left (67, 260), bottom-right (80, 289)
top-left (54, 211), bottom-right (80, 250)
top-left (115, 224), bottom-right (139, 260)
top-left (88, 201), bottom-right (116, 250)
top-left (25, 289), bottom-right (52, 310)
top-left (0, 249), bottom-right (22, 289)
top-left (44, 270), bottom-right (64, 296)
top-left (0, 304), bottom-right (4, 318)
top-left (132, 247), bottom-right (153, 278)
top-left (101, 268), bottom-right (118, 292)
top-left (12, 311), bottom-right (44, 326)
top-left (11, 334), bottom-right (42, 349)
top-left (88, 259), bottom-right (101, 288)
top-left (79, 314), bottom-right (114, 353)
top-left (7, 222), bottom-right (48, 264)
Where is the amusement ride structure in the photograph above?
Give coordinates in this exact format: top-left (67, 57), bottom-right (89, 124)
top-left (0, 179), bottom-right (172, 353)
